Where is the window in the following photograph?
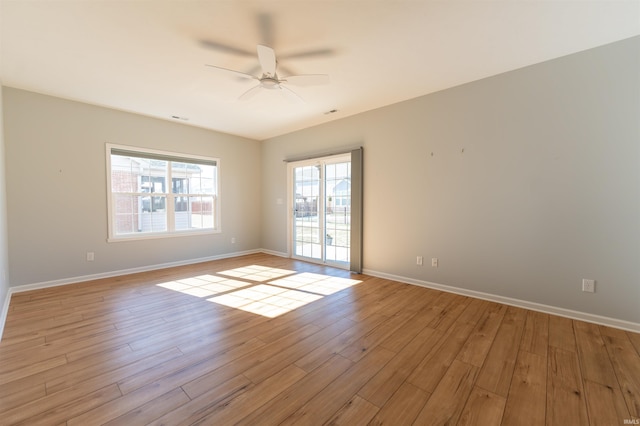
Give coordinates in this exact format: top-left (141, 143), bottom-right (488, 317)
top-left (106, 144), bottom-right (219, 241)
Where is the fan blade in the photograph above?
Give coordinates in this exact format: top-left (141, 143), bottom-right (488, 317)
top-left (283, 74), bottom-right (330, 87)
top-left (279, 64), bottom-right (298, 77)
top-left (239, 85), bottom-right (263, 101)
top-left (205, 64), bottom-right (258, 81)
top-left (257, 45), bottom-right (277, 76)
top-left (199, 40), bottom-right (254, 57)
top-left (280, 48), bottom-right (336, 60)
top-left (280, 86), bottom-right (304, 103)
top-left (257, 13), bottom-right (274, 47)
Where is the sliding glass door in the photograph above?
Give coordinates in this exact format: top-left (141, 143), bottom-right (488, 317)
top-left (290, 154), bottom-right (352, 269)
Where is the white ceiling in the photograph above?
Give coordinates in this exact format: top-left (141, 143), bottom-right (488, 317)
top-left (1, 1), bottom-right (639, 140)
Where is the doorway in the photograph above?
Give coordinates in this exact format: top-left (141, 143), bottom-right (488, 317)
top-left (289, 154), bottom-right (352, 269)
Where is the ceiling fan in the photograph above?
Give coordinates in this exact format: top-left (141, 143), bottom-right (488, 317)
top-left (199, 12), bottom-right (335, 77)
top-left (205, 44), bottom-right (329, 101)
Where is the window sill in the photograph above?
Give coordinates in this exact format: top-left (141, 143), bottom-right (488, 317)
top-left (107, 229), bottom-right (221, 243)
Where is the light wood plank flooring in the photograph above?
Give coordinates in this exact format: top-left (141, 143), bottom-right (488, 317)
top-left (1, 253), bottom-right (638, 425)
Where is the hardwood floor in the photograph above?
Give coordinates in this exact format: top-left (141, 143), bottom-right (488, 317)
top-left (0, 253), bottom-right (638, 425)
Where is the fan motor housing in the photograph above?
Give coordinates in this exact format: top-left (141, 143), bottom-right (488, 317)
top-left (260, 77), bottom-right (280, 89)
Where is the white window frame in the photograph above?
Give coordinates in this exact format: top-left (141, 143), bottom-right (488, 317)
top-left (106, 143), bottom-right (221, 242)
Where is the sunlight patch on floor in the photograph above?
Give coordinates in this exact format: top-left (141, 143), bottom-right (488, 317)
top-left (156, 266), bottom-right (361, 318)
top-left (217, 265), bottom-right (297, 282)
top-left (207, 284), bottom-right (323, 318)
top-left (268, 273), bottom-right (362, 295)
top-left (156, 274), bottom-right (254, 298)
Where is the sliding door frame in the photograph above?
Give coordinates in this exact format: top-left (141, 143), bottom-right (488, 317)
top-left (286, 147), bottom-right (363, 273)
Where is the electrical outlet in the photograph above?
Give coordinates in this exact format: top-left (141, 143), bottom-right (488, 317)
top-left (416, 256), bottom-right (423, 266)
top-left (432, 258), bottom-right (438, 268)
top-left (582, 279), bottom-right (595, 293)
top-left (231, 237), bottom-right (236, 244)
top-left (86, 252), bottom-right (95, 262)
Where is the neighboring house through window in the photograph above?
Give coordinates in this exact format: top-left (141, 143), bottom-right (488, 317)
top-left (106, 144), bottom-right (219, 241)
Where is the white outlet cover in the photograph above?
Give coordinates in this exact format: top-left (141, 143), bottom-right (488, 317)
top-left (582, 279), bottom-right (595, 293)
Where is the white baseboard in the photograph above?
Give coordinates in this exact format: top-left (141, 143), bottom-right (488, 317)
top-left (8, 249), bottom-right (263, 295)
top-left (363, 268), bottom-right (640, 333)
top-left (0, 289), bottom-right (11, 341)
top-left (259, 249), bottom-right (289, 258)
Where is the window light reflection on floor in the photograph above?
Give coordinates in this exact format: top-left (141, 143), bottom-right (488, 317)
top-left (267, 272), bottom-right (362, 295)
top-left (156, 274), bottom-right (256, 298)
top-left (155, 265), bottom-right (362, 318)
top-left (208, 284), bottom-right (323, 318)
top-left (217, 264), bottom-right (297, 282)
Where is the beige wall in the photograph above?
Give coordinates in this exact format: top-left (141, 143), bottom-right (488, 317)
top-left (0, 2), bottom-right (10, 334)
top-left (3, 88), bottom-right (262, 286)
top-left (0, 83), bottom-right (10, 326)
top-left (261, 36), bottom-right (640, 324)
